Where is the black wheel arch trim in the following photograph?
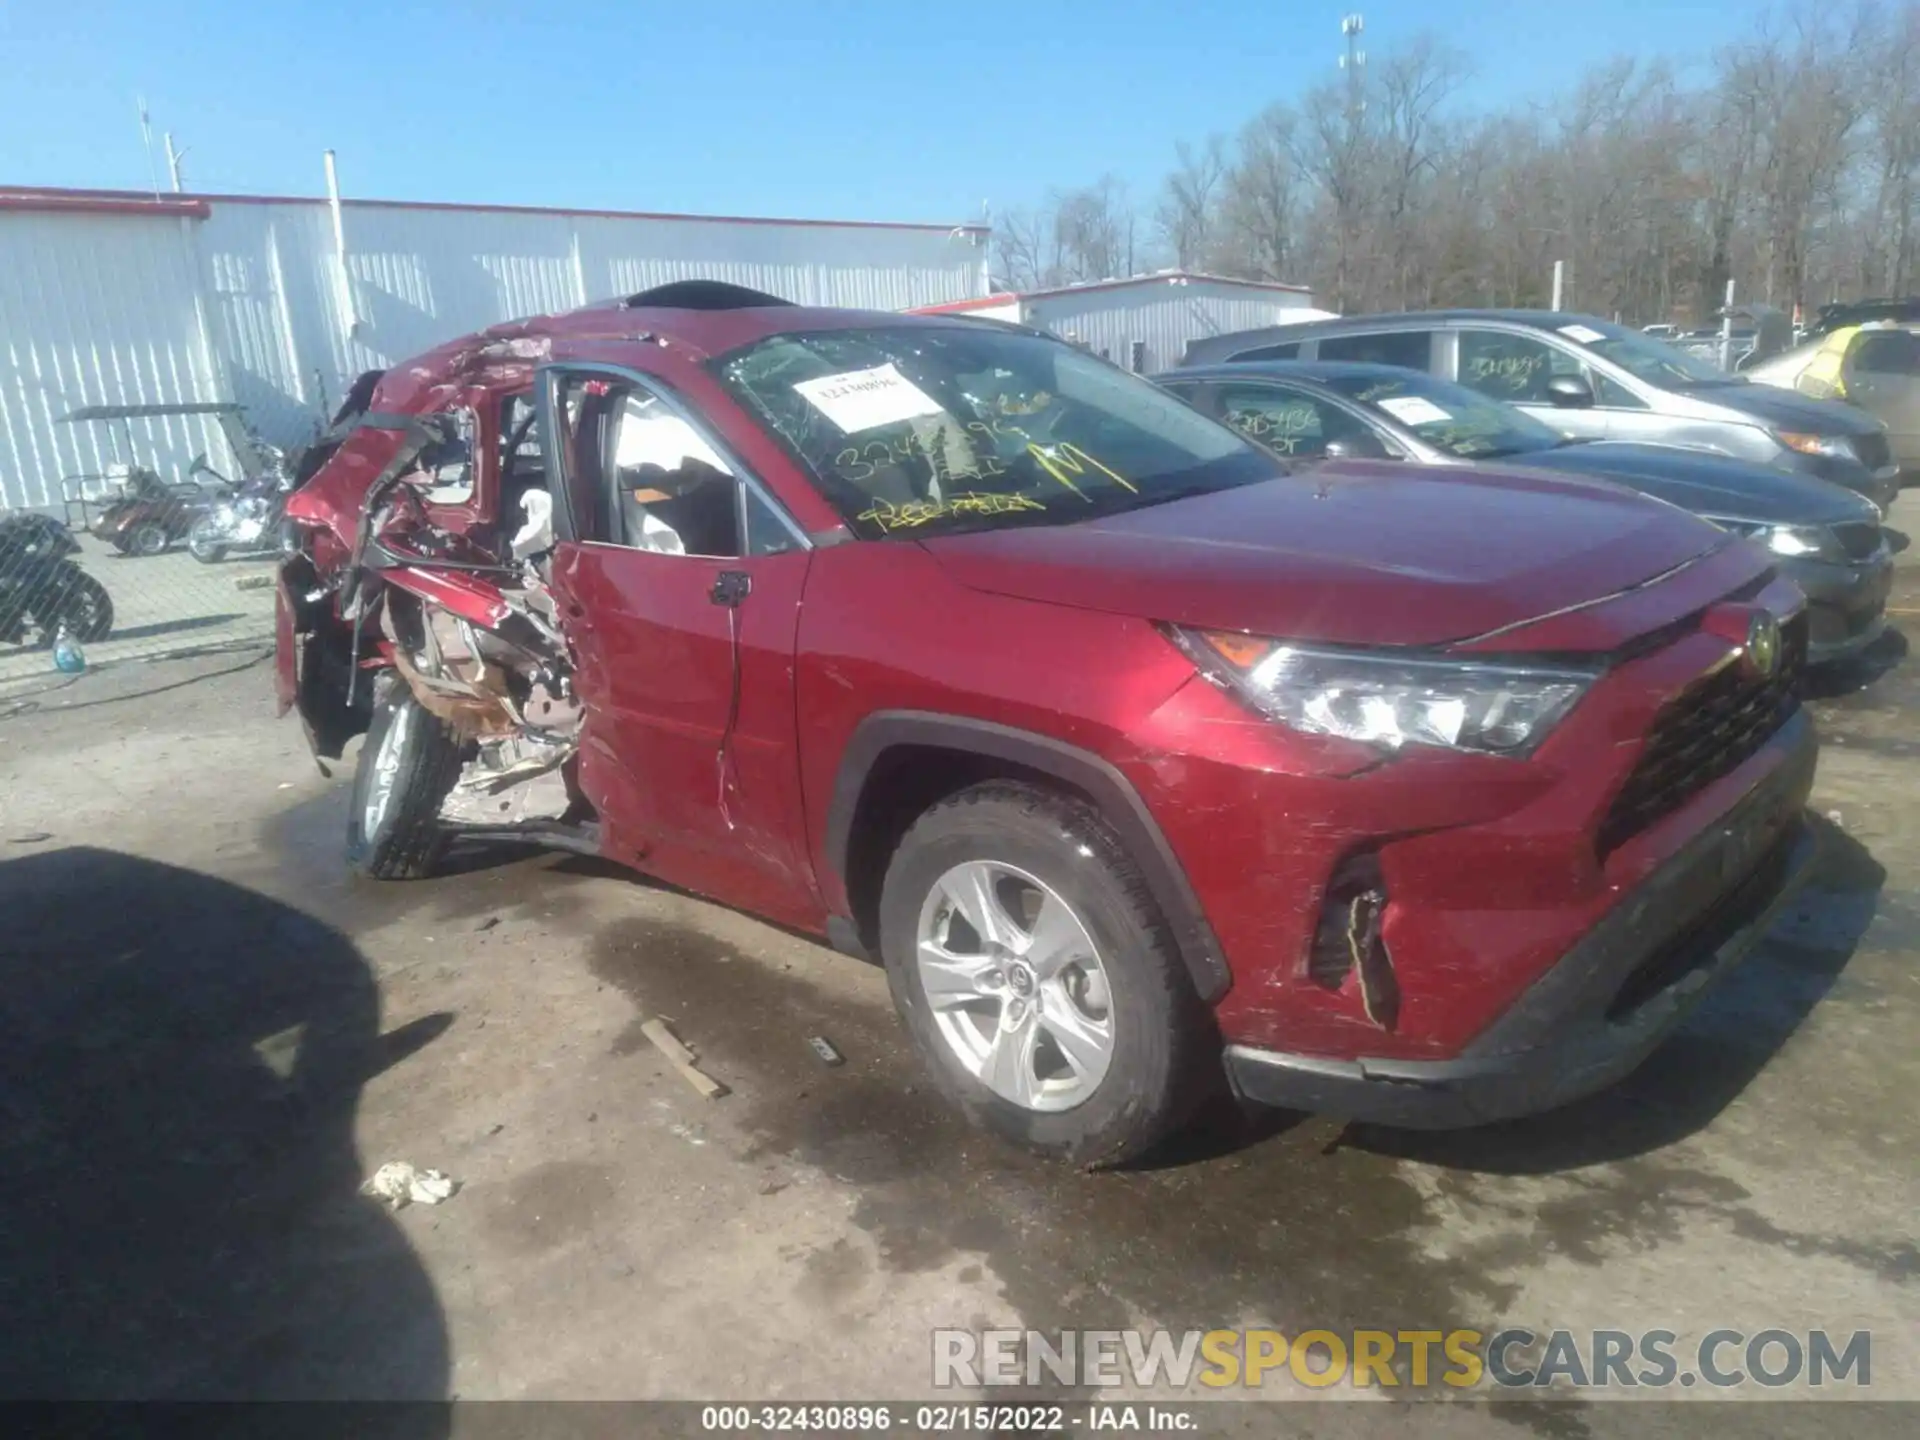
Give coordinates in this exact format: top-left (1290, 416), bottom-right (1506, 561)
top-left (823, 710), bottom-right (1231, 1002)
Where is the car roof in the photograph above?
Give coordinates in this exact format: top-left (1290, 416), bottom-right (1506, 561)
top-left (363, 283), bottom-right (1033, 416)
top-left (1167, 359), bottom-right (1419, 385)
top-left (1262, 308), bottom-right (1611, 334)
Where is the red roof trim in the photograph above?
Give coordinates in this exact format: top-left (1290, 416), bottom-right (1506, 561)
top-left (0, 184), bottom-right (986, 236)
top-left (0, 191), bottom-right (210, 220)
top-left (913, 294), bottom-right (1023, 313)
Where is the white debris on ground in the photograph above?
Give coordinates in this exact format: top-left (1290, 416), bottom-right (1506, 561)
top-left (362, 1160), bottom-right (459, 1209)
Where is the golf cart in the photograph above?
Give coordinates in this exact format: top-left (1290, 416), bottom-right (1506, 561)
top-left (58, 402), bottom-right (286, 557)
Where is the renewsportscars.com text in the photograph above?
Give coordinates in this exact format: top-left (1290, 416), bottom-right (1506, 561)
top-left (933, 1327), bottom-right (1872, 1391)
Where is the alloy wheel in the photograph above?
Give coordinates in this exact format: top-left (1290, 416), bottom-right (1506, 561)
top-left (914, 859), bottom-right (1114, 1112)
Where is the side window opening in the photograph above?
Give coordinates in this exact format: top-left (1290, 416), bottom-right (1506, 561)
top-left (1457, 331), bottom-right (1584, 404)
top-left (609, 391), bottom-right (742, 558)
top-left (546, 373), bottom-right (760, 559)
top-left (1217, 385), bottom-right (1371, 458)
top-left (1851, 330), bottom-right (1920, 375)
top-left (496, 391), bottom-right (546, 547)
top-left (1317, 331), bottom-right (1434, 370)
top-left (1231, 341), bottom-right (1301, 362)
top-left (417, 410), bottom-right (476, 504)
top-left (1594, 374), bottom-right (1645, 409)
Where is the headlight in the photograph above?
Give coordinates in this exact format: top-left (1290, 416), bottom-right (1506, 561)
top-left (1761, 525), bottom-right (1836, 557)
top-left (1167, 628), bottom-right (1595, 756)
top-left (1776, 430), bottom-right (1853, 460)
top-left (1708, 518), bottom-right (1839, 560)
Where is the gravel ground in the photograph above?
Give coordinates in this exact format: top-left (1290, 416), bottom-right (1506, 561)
top-left (1, 500), bottom-right (1916, 1438)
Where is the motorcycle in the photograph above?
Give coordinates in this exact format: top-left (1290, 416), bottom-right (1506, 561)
top-left (186, 448), bottom-right (290, 564)
top-left (0, 512), bottom-right (115, 647)
top-left (88, 462), bottom-right (223, 556)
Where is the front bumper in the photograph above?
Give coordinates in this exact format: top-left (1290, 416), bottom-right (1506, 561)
top-left (1224, 712), bottom-right (1820, 1128)
top-left (1782, 548), bottom-right (1894, 664)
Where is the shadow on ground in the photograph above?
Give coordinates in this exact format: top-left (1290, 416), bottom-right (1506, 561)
top-left (105, 612), bottom-right (246, 644)
top-left (1804, 626), bottom-right (1908, 701)
top-left (0, 846), bottom-right (450, 1410)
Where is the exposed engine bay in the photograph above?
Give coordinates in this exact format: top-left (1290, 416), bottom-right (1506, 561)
top-left (284, 401), bottom-right (593, 843)
top-left (381, 454), bottom-right (582, 831)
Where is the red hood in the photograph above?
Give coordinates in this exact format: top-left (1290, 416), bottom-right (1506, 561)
top-left (920, 461), bottom-right (1730, 648)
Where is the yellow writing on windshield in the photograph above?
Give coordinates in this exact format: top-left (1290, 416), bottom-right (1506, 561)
top-left (856, 491), bottom-right (1048, 533)
top-left (1026, 442), bottom-right (1137, 496)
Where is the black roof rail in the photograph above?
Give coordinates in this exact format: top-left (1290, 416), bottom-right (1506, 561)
top-left (620, 280), bottom-right (795, 311)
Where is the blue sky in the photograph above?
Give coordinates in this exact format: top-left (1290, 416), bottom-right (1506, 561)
top-left (0, 0), bottom-right (1758, 226)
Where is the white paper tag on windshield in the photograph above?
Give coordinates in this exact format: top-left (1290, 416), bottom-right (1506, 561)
top-left (1376, 395), bottom-right (1452, 426)
top-left (1558, 323), bottom-right (1606, 344)
top-left (794, 364), bottom-right (944, 433)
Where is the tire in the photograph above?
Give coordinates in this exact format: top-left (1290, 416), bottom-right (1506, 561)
top-left (187, 518), bottom-right (228, 564)
top-left (32, 569), bottom-right (114, 644)
top-left (345, 681), bottom-right (466, 880)
top-left (878, 780), bottom-right (1212, 1168)
top-left (126, 522), bottom-right (169, 557)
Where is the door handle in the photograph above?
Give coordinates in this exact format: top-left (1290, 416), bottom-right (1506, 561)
top-left (710, 570), bottom-right (751, 608)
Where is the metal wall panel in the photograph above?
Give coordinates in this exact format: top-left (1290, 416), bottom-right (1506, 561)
top-left (3, 196), bottom-right (988, 511)
top-left (0, 210), bottom-right (231, 512)
top-left (1021, 279), bottom-right (1318, 373)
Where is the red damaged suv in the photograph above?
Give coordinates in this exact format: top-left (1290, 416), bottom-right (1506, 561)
top-left (277, 283), bottom-right (1820, 1165)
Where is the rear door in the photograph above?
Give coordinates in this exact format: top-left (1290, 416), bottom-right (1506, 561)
top-left (1453, 327), bottom-right (1610, 442)
top-left (1841, 328), bottom-right (1920, 477)
top-left (537, 364), bottom-right (820, 925)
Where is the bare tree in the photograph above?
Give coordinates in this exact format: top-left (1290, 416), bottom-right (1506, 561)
top-left (1155, 137), bottom-right (1228, 269)
top-left (1011, 5), bottom-right (1920, 324)
top-left (992, 207), bottom-right (1048, 291)
top-left (1050, 176), bottom-right (1135, 283)
top-left (1217, 106), bottom-right (1300, 282)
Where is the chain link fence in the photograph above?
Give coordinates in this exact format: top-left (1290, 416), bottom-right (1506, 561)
top-left (1, 468), bottom-right (279, 692)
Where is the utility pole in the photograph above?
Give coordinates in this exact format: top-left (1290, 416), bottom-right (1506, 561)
top-left (1551, 259), bottom-right (1565, 312)
top-left (1341, 14), bottom-right (1366, 125)
top-left (164, 132), bottom-right (186, 193)
top-left (1337, 15), bottom-right (1365, 310)
top-left (136, 96), bottom-right (160, 199)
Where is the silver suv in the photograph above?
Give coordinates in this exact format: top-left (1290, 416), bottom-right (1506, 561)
top-left (1180, 310), bottom-right (1900, 513)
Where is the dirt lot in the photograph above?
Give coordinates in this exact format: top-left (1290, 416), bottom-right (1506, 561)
top-left (1, 502), bottom-right (1916, 1435)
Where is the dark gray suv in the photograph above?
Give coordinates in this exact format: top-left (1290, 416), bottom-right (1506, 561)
top-left (1180, 310), bottom-right (1900, 513)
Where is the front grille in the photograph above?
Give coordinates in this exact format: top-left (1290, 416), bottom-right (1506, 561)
top-left (1596, 613), bottom-right (1807, 856)
top-left (1851, 431), bottom-right (1891, 471)
top-left (1832, 521), bottom-right (1883, 559)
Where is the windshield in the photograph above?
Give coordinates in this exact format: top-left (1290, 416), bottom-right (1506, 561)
top-left (714, 326), bottom-right (1277, 538)
top-left (1551, 317), bottom-right (1734, 387)
top-left (1318, 370), bottom-right (1568, 460)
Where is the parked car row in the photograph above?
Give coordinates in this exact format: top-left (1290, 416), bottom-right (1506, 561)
top-left (1178, 309), bottom-right (1902, 513)
top-left (274, 282), bottom-right (1860, 1167)
top-left (1157, 361), bottom-right (1892, 665)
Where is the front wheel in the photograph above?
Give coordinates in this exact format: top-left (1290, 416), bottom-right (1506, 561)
top-left (878, 781), bottom-right (1212, 1168)
top-left (346, 682), bottom-right (466, 880)
top-left (32, 569), bottom-right (114, 644)
top-left (187, 518), bottom-right (228, 564)
top-left (126, 522), bottom-right (169, 557)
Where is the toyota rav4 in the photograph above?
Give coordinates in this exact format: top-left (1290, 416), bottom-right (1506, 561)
top-left (276, 282), bottom-right (1821, 1166)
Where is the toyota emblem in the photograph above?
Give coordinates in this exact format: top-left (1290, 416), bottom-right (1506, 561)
top-left (1744, 611), bottom-right (1782, 680)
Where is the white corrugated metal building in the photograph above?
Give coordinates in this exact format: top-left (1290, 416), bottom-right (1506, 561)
top-left (916, 272), bottom-right (1327, 375)
top-left (0, 186), bottom-right (991, 512)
